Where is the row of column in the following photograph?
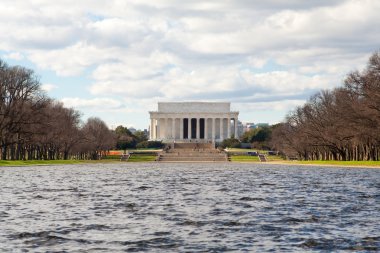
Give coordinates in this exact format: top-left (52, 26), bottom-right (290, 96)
top-left (150, 117), bottom-right (238, 141)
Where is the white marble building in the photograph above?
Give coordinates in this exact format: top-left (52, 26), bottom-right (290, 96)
top-left (149, 102), bottom-right (239, 142)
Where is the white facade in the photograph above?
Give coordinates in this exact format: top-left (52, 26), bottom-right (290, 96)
top-left (149, 102), bottom-right (239, 142)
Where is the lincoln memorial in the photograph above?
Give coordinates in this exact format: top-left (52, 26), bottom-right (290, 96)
top-left (149, 102), bottom-right (239, 142)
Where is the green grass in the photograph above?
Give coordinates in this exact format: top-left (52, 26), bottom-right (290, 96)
top-left (119, 149), bottom-right (162, 153)
top-left (2, 156), bottom-right (378, 167)
top-left (266, 155), bottom-right (285, 161)
top-left (225, 148), bottom-right (275, 154)
top-left (225, 148), bottom-right (255, 152)
top-left (0, 151), bottom-right (157, 166)
top-left (103, 155), bottom-right (121, 159)
top-left (229, 156), bottom-right (380, 166)
top-left (0, 160), bottom-right (87, 166)
top-left (127, 154), bottom-right (157, 162)
top-left (229, 154), bottom-right (380, 166)
top-left (0, 156), bottom-right (158, 166)
top-left (290, 160), bottom-right (380, 167)
top-left (229, 155), bottom-right (260, 162)
top-left (228, 150), bottom-right (284, 162)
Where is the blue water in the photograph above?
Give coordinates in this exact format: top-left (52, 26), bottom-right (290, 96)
top-left (0, 163), bottom-right (379, 252)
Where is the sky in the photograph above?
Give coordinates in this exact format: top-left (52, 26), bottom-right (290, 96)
top-left (1, 0), bottom-right (379, 130)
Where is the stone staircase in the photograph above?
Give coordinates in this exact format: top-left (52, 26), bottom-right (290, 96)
top-left (258, 154), bottom-right (267, 162)
top-left (156, 143), bottom-right (229, 162)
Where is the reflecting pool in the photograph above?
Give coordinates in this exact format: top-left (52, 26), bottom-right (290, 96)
top-left (0, 163), bottom-right (379, 252)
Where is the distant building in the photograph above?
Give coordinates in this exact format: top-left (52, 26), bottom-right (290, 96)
top-left (149, 102), bottom-right (239, 142)
top-left (243, 122), bottom-right (255, 132)
top-left (242, 122), bottom-right (269, 132)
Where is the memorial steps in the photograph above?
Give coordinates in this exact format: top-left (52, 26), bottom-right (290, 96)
top-left (156, 143), bottom-right (229, 162)
top-left (156, 150), bottom-right (229, 162)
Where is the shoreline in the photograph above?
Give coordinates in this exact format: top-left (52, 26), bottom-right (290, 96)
top-left (237, 160), bottom-right (380, 169)
top-left (1, 159), bottom-right (380, 168)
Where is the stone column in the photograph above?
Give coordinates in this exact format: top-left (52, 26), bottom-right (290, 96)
top-left (220, 118), bottom-right (224, 140)
top-left (164, 118), bottom-right (168, 140)
top-left (180, 118), bottom-right (184, 140)
top-left (188, 117), bottom-right (191, 140)
top-left (212, 118), bottom-right (215, 141)
top-left (227, 117), bottom-right (231, 138)
top-left (196, 118), bottom-right (200, 140)
top-left (150, 118), bottom-right (154, 139)
top-left (156, 118), bottom-right (160, 139)
top-left (172, 118), bottom-right (175, 140)
top-left (153, 119), bottom-right (156, 139)
top-left (234, 118), bottom-right (238, 138)
top-left (205, 118), bottom-right (208, 140)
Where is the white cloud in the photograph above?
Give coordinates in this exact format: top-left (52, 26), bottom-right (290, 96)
top-left (3, 52), bottom-right (24, 60)
top-left (28, 42), bottom-right (123, 76)
top-left (41, 83), bottom-right (58, 92)
top-left (0, 0), bottom-right (379, 128)
top-left (61, 97), bottom-right (123, 110)
top-left (240, 70), bottom-right (335, 92)
top-left (235, 100), bottom-right (307, 113)
top-left (247, 56), bottom-right (267, 69)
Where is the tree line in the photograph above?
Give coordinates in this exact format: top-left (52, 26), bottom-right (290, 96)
top-left (271, 52), bottom-right (380, 161)
top-left (0, 59), bottom-right (155, 161)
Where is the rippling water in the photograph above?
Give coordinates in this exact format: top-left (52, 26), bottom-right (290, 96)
top-left (0, 163), bottom-right (379, 252)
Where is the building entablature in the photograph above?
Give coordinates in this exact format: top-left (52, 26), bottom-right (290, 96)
top-left (149, 112), bottom-right (239, 119)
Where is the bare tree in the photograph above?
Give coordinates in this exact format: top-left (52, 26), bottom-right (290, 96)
top-left (81, 117), bottom-right (116, 159)
top-left (0, 61), bottom-right (48, 160)
top-left (272, 52), bottom-right (380, 161)
top-left (0, 59), bottom-right (119, 161)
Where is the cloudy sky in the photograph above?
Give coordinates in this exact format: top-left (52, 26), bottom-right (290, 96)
top-left (1, 0), bottom-right (379, 130)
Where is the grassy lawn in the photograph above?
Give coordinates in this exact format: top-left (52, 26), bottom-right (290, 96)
top-left (229, 157), bottom-right (380, 167)
top-left (104, 150), bottom-right (158, 162)
top-left (126, 150), bottom-right (158, 162)
top-left (2, 155), bottom-right (378, 167)
top-left (227, 147), bottom-right (284, 163)
top-left (227, 153), bottom-right (380, 167)
top-left (0, 160), bottom-right (89, 166)
top-left (229, 155), bottom-right (260, 162)
top-left (225, 148), bottom-right (257, 153)
top-left (127, 149), bottom-right (162, 153)
top-left (230, 155), bottom-right (284, 162)
top-left (0, 156), bottom-right (158, 166)
top-left (266, 155), bottom-right (285, 162)
top-left (127, 154), bottom-right (157, 162)
top-left (109, 149), bottom-right (162, 154)
top-left (0, 150), bottom-right (158, 166)
top-left (287, 160), bottom-right (380, 167)
top-left (103, 155), bottom-right (122, 159)
top-left (225, 148), bottom-right (277, 154)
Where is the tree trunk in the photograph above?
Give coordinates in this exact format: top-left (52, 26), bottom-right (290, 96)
top-left (1, 144), bottom-right (8, 160)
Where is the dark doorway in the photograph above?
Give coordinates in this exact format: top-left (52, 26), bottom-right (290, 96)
top-left (200, 118), bottom-right (205, 139)
top-left (183, 118), bottom-right (188, 139)
top-left (191, 118), bottom-right (196, 139)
